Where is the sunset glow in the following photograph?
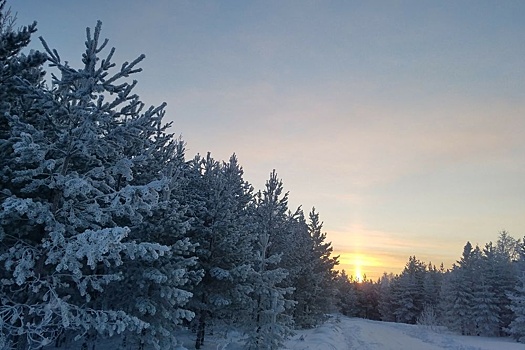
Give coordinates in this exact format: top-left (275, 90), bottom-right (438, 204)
top-left (354, 263), bottom-right (362, 282)
top-left (336, 252), bottom-right (382, 281)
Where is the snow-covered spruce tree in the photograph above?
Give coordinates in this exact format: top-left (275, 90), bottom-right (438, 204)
top-left (250, 181), bottom-right (338, 329)
top-left (471, 241), bottom-right (507, 337)
top-left (289, 208), bottom-right (338, 328)
top-left (491, 232), bottom-right (519, 334)
top-left (379, 262), bottom-right (442, 325)
top-left (0, 19), bottom-right (197, 348)
top-left (354, 278), bottom-right (381, 320)
top-left (277, 210), bottom-right (312, 326)
top-left (422, 263), bottom-right (440, 305)
top-left (102, 140), bottom-right (201, 350)
top-left (470, 232), bottom-right (518, 337)
top-left (0, 0), bottom-right (46, 178)
top-left (183, 153), bottom-right (255, 349)
top-left (334, 270), bottom-right (358, 317)
top-left (390, 256), bottom-right (426, 324)
top-left (308, 208), bottom-right (339, 310)
top-left (0, 4), bottom-right (48, 349)
top-left (244, 170), bottom-right (295, 350)
top-left (377, 273), bottom-right (396, 322)
top-left (214, 154), bottom-right (257, 324)
top-left (471, 272), bottom-right (500, 337)
top-left (508, 236), bottom-right (525, 342)
top-left (439, 242), bottom-right (481, 335)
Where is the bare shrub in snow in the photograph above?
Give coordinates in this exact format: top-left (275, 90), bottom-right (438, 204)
top-left (417, 304), bottom-right (439, 331)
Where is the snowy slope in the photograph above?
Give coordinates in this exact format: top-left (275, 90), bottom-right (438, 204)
top-left (283, 315), bottom-right (525, 350)
top-left (46, 315), bottom-right (525, 349)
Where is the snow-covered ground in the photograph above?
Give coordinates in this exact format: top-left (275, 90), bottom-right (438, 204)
top-left (174, 314), bottom-right (525, 350)
top-left (283, 315), bottom-right (525, 350)
top-left (44, 314), bottom-right (525, 349)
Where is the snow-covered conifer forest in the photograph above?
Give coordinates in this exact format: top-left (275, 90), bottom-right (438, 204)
top-left (1, 3), bottom-right (525, 349)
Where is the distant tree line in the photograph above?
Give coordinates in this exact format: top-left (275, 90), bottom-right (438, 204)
top-left (334, 230), bottom-right (525, 343)
top-left (0, 3), bottom-right (338, 349)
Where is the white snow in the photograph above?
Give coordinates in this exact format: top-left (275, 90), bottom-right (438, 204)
top-left (45, 314), bottom-right (525, 349)
top-left (283, 315), bottom-right (525, 350)
top-left (171, 314), bottom-right (525, 350)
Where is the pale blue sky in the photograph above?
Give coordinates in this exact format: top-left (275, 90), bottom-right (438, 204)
top-left (12, 1), bottom-right (525, 279)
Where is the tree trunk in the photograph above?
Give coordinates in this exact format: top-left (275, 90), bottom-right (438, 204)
top-left (195, 311), bottom-right (206, 349)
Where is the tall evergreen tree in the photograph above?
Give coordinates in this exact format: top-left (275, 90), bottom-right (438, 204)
top-left (378, 273), bottom-right (396, 322)
top-left (508, 236), bottom-right (525, 342)
top-left (0, 1), bottom-right (46, 147)
top-left (334, 270), bottom-right (358, 317)
top-left (439, 242), bottom-right (481, 335)
top-left (422, 262), bottom-right (443, 308)
top-left (355, 279), bottom-right (381, 320)
top-left (492, 231), bottom-right (519, 334)
top-left (105, 141), bottom-right (200, 350)
top-left (0, 19), bottom-right (194, 348)
top-left (471, 270), bottom-right (500, 337)
top-left (0, 4), bottom-right (47, 348)
top-left (244, 170), bottom-right (294, 350)
top-left (472, 241), bottom-right (504, 336)
top-left (307, 208), bottom-right (339, 313)
top-left (183, 153), bottom-right (255, 349)
top-left (391, 256), bottom-right (426, 324)
top-left (284, 210), bottom-right (313, 328)
top-left (291, 208), bottom-right (338, 328)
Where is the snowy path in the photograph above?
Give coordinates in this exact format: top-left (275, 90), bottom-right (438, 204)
top-left (45, 315), bottom-right (525, 349)
top-left (337, 318), bottom-right (444, 349)
top-left (285, 316), bottom-right (443, 350)
top-left (284, 315), bottom-right (525, 350)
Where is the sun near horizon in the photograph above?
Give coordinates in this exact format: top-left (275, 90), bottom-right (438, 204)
top-left (335, 252), bottom-right (386, 282)
top-left (333, 247), bottom-right (458, 282)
